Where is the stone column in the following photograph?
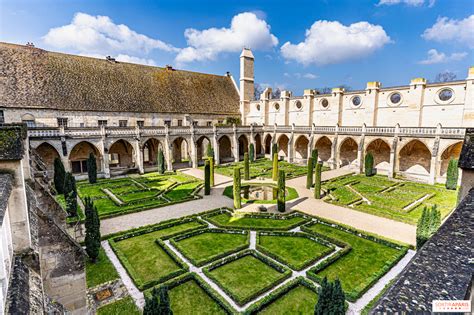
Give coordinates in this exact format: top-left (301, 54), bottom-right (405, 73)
top-left (134, 140), bottom-right (144, 174)
top-left (356, 124), bottom-right (366, 174)
top-left (365, 82), bottom-right (380, 126)
top-left (164, 126), bottom-right (173, 171)
top-left (305, 89), bottom-right (315, 126)
top-left (329, 124), bottom-right (339, 169)
top-left (388, 124), bottom-right (400, 179)
top-left (281, 91), bottom-right (291, 126)
top-left (232, 124), bottom-right (239, 162)
top-left (429, 133), bottom-right (441, 184)
top-left (271, 123), bottom-right (277, 156)
top-left (213, 126), bottom-right (220, 165)
top-left (99, 126), bottom-right (110, 178)
top-left (190, 126), bottom-right (197, 168)
top-left (288, 124), bottom-right (295, 163)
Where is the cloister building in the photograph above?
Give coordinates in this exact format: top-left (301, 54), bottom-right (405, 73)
top-left (0, 42), bottom-right (472, 184)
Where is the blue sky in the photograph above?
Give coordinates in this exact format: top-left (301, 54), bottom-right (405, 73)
top-left (1, 0), bottom-right (473, 93)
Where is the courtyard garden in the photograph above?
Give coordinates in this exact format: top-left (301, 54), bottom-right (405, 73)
top-left (223, 183), bottom-right (299, 205)
top-left (321, 174), bottom-right (457, 224)
top-left (97, 208), bottom-right (409, 314)
top-left (57, 172), bottom-right (203, 221)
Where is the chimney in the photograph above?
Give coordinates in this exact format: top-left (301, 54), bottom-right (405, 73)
top-left (166, 65), bottom-right (174, 71)
top-left (106, 56), bottom-right (117, 63)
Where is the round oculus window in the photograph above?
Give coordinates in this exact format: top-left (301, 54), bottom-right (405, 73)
top-left (295, 101), bottom-right (302, 109)
top-left (274, 103), bottom-right (280, 110)
top-left (321, 98), bottom-right (329, 108)
top-left (351, 96), bottom-right (361, 107)
top-left (438, 89), bottom-right (453, 102)
top-left (256, 104), bottom-right (260, 111)
top-left (389, 93), bottom-right (402, 105)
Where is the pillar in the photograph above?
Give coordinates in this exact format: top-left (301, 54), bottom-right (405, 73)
top-left (134, 140), bottom-right (144, 174)
top-left (388, 124), bottom-right (400, 179)
top-left (329, 125), bottom-right (339, 169)
top-left (408, 77), bottom-right (426, 127)
top-left (356, 124), bottom-right (366, 174)
top-left (305, 89), bottom-right (315, 126)
top-left (164, 126), bottom-right (173, 171)
top-left (190, 132), bottom-right (198, 168)
top-left (365, 82), bottom-right (380, 126)
top-left (288, 124), bottom-right (295, 163)
top-left (429, 136), bottom-right (441, 185)
top-left (232, 124), bottom-right (239, 162)
top-left (213, 126), bottom-right (220, 165)
top-left (99, 139), bottom-right (110, 178)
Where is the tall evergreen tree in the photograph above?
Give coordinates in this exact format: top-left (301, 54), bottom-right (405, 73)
top-left (249, 143), bottom-right (255, 162)
top-left (314, 162), bottom-right (322, 199)
top-left (306, 157), bottom-right (314, 189)
top-left (53, 157), bottom-right (66, 194)
top-left (209, 157), bottom-right (215, 187)
top-left (84, 196), bottom-right (101, 262)
top-left (63, 172), bottom-right (77, 217)
top-left (332, 279), bottom-right (346, 314)
top-left (144, 288), bottom-right (160, 315)
top-left (272, 143), bottom-right (278, 157)
top-left (365, 152), bottom-right (374, 176)
top-left (445, 158), bottom-right (458, 190)
top-left (277, 170), bottom-right (286, 212)
top-left (311, 149), bottom-right (319, 169)
top-left (233, 167), bottom-right (242, 209)
top-left (157, 286), bottom-right (173, 315)
top-left (87, 153), bottom-right (97, 184)
top-left (272, 153), bottom-right (279, 181)
top-left (314, 277), bottom-right (345, 315)
top-left (157, 148), bottom-right (165, 174)
top-left (204, 159), bottom-right (211, 195)
top-left (244, 152), bottom-right (250, 180)
top-left (206, 143), bottom-right (214, 158)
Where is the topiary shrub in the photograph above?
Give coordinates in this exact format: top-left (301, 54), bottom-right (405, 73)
top-left (314, 277), bottom-right (345, 315)
top-left (277, 170), bottom-right (286, 212)
top-left (157, 148), bottom-right (165, 174)
top-left (157, 286), bottom-right (172, 315)
top-left (314, 162), bottom-right (322, 199)
top-left (63, 172), bottom-right (78, 216)
top-left (365, 152), bottom-right (374, 176)
top-left (204, 159), bottom-right (211, 195)
top-left (244, 152), bottom-right (250, 180)
top-left (272, 153), bottom-right (279, 181)
top-left (306, 157), bottom-right (314, 189)
top-left (233, 168), bottom-right (242, 209)
top-left (53, 157), bottom-right (65, 194)
top-left (84, 196), bottom-right (101, 262)
top-left (445, 158), bottom-right (458, 190)
top-left (87, 153), bottom-right (97, 184)
top-left (311, 149), bottom-right (319, 168)
top-left (416, 205), bottom-right (441, 249)
top-left (272, 143), bottom-right (278, 156)
top-left (209, 157), bottom-right (215, 187)
top-left (144, 287), bottom-right (159, 315)
top-left (249, 143), bottom-right (255, 162)
top-left (206, 143), bottom-right (214, 158)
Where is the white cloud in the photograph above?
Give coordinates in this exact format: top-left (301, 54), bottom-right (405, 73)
top-left (42, 12), bottom-right (177, 66)
top-left (418, 49), bottom-right (467, 64)
top-left (422, 15), bottom-right (474, 48)
top-left (175, 12), bottom-right (278, 64)
top-left (303, 73), bottom-right (318, 79)
top-left (281, 20), bottom-right (391, 66)
top-left (377, 0), bottom-right (435, 7)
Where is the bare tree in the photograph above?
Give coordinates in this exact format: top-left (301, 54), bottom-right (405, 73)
top-left (254, 83), bottom-right (264, 100)
top-left (314, 85), bottom-right (352, 94)
top-left (433, 71), bottom-right (457, 83)
top-left (272, 88), bottom-right (281, 99)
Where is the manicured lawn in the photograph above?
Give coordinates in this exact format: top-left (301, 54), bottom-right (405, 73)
top-left (305, 223), bottom-right (405, 301)
top-left (258, 285), bottom-right (318, 315)
top-left (112, 221), bottom-right (203, 288)
top-left (173, 231), bottom-right (249, 266)
top-left (207, 254), bottom-right (289, 305)
top-left (85, 247), bottom-right (119, 288)
top-left (222, 184), bottom-right (299, 204)
top-left (164, 181), bottom-right (201, 202)
top-left (323, 174), bottom-right (457, 224)
top-left (168, 280), bottom-right (227, 315)
top-left (205, 212), bottom-right (308, 230)
top-left (258, 234), bottom-right (334, 270)
top-left (97, 296), bottom-right (140, 315)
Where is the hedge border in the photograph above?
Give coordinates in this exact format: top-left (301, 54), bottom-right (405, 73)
top-left (109, 238), bottom-right (188, 291)
top-left (170, 228), bottom-right (250, 267)
top-left (243, 276), bottom-right (318, 315)
top-left (255, 231), bottom-right (336, 271)
top-left (203, 249), bottom-right (291, 306)
top-left (222, 184), bottom-right (299, 205)
top-left (202, 208), bottom-right (311, 231)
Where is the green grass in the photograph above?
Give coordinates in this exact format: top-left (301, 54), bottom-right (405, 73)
top-left (207, 254), bottom-right (289, 305)
top-left (306, 223), bottom-right (404, 300)
top-left (258, 285), bottom-right (318, 315)
top-left (258, 234), bottom-right (334, 270)
top-left (113, 221), bottom-right (203, 287)
top-left (55, 194), bottom-right (85, 223)
top-left (173, 231), bottom-right (249, 266)
top-left (97, 296), bottom-right (140, 315)
top-left (168, 280), bottom-right (227, 315)
top-left (206, 212), bottom-right (308, 230)
top-left (323, 175), bottom-right (457, 224)
top-left (85, 247), bottom-right (119, 288)
top-left (223, 184), bottom-right (299, 204)
top-left (164, 181), bottom-right (201, 202)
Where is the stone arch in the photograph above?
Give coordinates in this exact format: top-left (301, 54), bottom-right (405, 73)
top-left (254, 134), bottom-right (263, 157)
top-left (172, 137), bottom-right (189, 167)
top-left (69, 141), bottom-right (102, 174)
top-left (109, 139), bottom-right (135, 169)
top-left (365, 138), bottom-right (391, 173)
top-left (398, 140), bottom-right (431, 176)
top-left (439, 141), bottom-right (462, 177)
top-left (218, 135), bottom-right (233, 164)
top-left (277, 134), bottom-right (289, 157)
top-left (196, 135), bottom-right (211, 165)
top-left (21, 113), bottom-right (36, 127)
top-left (314, 136), bottom-right (332, 163)
top-left (338, 137), bottom-right (358, 167)
top-left (264, 134), bottom-right (272, 155)
top-left (143, 138), bottom-right (162, 168)
top-left (294, 135), bottom-right (309, 161)
top-left (35, 142), bottom-right (60, 173)
top-left (238, 134), bottom-right (249, 160)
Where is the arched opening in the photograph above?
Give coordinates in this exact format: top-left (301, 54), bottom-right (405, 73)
top-left (439, 142), bottom-right (462, 177)
top-left (196, 136), bottom-right (211, 165)
top-left (109, 140), bottom-right (135, 169)
top-left (143, 138), bottom-right (162, 168)
top-left (315, 136), bottom-right (332, 163)
top-left (35, 142), bottom-right (60, 173)
top-left (264, 135), bottom-right (272, 155)
top-left (339, 138), bottom-right (358, 167)
top-left (238, 135), bottom-right (249, 160)
top-left (255, 134), bottom-right (263, 158)
top-left (69, 141), bottom-right (101, 174)
top-left (294, 135), bottom-right (309, 162)
top-left (218, 135), bottom-right (233, 164)
top-left (366, 139), bottom-right (391, 174)
top-left (21, 113), bottom-right (36, 128)
top-left (172, 137), bottom-right (189, 168)
top-left (277, 134), bottom-right (289, 158)
top-left (398, 140), bottom-right (431, 176)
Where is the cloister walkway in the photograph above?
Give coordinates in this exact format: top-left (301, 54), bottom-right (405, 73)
top-left (100, 168), bottom-right (416, 245)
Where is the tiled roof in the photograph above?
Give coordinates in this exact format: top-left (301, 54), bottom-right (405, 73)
top-left (371, 188), bottom-right (474, 313)
top-left (0, 125), bottom-right (25, 160)
top-left (0, 42), bottom-right (240, 115)
top-left (0, 173), bottom-right (12, 226)
top-left (459, 128), bottom-right (474, 170)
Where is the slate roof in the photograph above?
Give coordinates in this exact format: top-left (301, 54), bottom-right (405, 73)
top-left (0, 124), bottom-right (26, 160)
top-left (0, 173), bottom-right (12, 226)
top-left (459, 128), bottom-right (474, 170)
top-left (0, 42), bottom-right (240, 115)
top-left (371, 188), bottom-right (474, 314)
